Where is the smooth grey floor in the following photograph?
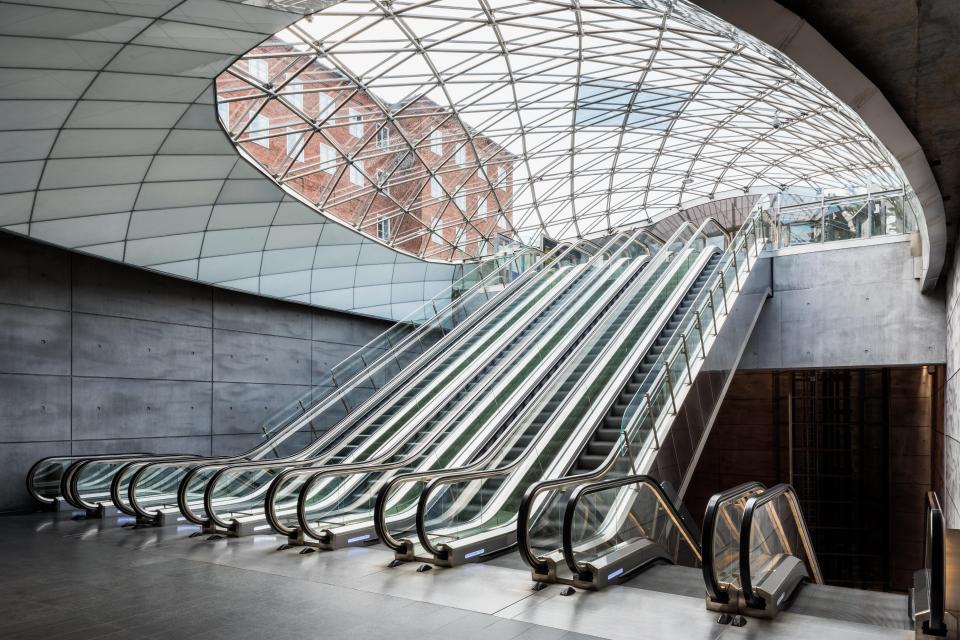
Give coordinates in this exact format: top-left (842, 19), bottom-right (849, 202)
top-left (0, 511), bottom-right (912, 640)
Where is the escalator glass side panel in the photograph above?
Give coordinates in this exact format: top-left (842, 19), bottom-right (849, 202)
top-left (702, 483), bottom-right (766, 602)
top-left (564, 477), bottom-right (700, 586)
top-left (740, 484), bottom-right (823, 611)
top-left (217, 237), bottom-right (629, 530)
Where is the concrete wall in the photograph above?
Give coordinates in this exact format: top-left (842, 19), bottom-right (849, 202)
top-left (740, 238), bottom-right (945, 370)
top-left (941, 243), bottom-right (960, 527)
top-left (0, 232), bottom-right (392, 512)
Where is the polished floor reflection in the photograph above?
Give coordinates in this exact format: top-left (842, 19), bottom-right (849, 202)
top-left (0, 511), bottom-right (910, 640)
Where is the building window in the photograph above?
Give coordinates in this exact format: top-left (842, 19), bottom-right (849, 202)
top-left (318, 93), bottom-right (334, 118)
top-left (249, 59), bottom-right (269, 82)
top-left (349, 107), bottom-right (363, 138)
top-left (350, 159), bottom-right (364, 186)
top-left (217, 102), bottom-right (229, 129)
top-left (477, 197), bottom-right (487, 216)
top-left (497, 213), bottom-right (509, 230)
top-left (377, 217), bottom-right (391, 241)
top-left (431, 130), bottom-right (443, 155)
top-left (376, 127), bottom-right (390, 149)
top-left (251, 115), bottom-right (269, 148)
top-left (431, 215), bottom-right (444, 244)
top-left (319, 143), bottom-right (335, 174)
top-left (455, 145), bottom-right (466, 166)
top-left (477, 167), bottom-right (485, 182)
top-left (377, 170), bottom-right (390, 195)
top-left (496, 165), bottom-right (506, 186)
top-left (431, 176), bottom-right (443, 198)
top-left (287, 81), bottom-right (303, 110)
top-left (287, 132), bottom-right (304, 162)
top-left (455, 188), bottom-right (466, 211)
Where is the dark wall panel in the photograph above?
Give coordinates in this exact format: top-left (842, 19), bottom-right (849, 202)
top-left (0, 231), bottom-right (393, 512)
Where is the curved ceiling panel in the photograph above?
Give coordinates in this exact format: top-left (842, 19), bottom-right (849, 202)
top-left (0, 0), bottom-right (455, 320)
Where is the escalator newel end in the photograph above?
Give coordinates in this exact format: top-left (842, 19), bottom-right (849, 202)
top-left (299, 547), bottom-right (316, 555)
top-left (559, 587), bottom-right (575, 597)
top-left (387, 559), bottom-right (405, 568)
top-left (416, 564), bottom-right (433, 573)
top-left (730, 616), bottom-right (747, 628)
top-left (715, 614), bottom-right (732, 625)
top-left (532, 581), bottom-right (548, 592)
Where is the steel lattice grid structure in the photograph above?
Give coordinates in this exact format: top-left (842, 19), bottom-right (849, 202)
top-left (216, 0), bottom-right (904, 262)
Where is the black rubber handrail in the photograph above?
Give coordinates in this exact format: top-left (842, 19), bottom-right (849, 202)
top-left (922, 491), bottom-right (947, 636)
top-left (702, 481), bottom-right (766, 603)
top-left (373, 251), bottom-right (653, 553)
top-left (561, 473), bottom-right (701, 582)
top-left (27, 246), bottom-right (542, 510)
top-left (739, 483), bottom-right (822, 610)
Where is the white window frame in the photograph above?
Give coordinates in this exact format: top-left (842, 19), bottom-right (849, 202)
top-left (319, 143), bottom-right (335, 174)
top-left (349, 107), bottom-right (363, 138)
top-left (496, 165), bottom-right (506, 186)
top-left (377, 217), bottom-right (391, 241)
top-left (286, 131), bottom-right (304, 162)
top-left (455, 145), bottom-right (466, 166)
top-left (376, 127), bottom-right (390, 149)
top-left (318, 93), bottom-right (334, 119)
top-left (249, 58), bottom-right (269, 82)
top-left (251, 115), bottom-right (269, 148)
top-left (431, 130), bottom-right (443, 155)
top-left (431, 176), bottom-right (443, 198)
top-left (217, 102), bottom-right (230, 129)
top-left (431, 215), bottom-right (444, 245)
top-left (350, 159), bottom-right (364, 186)
top-left (377, 170), bottom-right (390, 195)
top-left (287, 81), bottom-right (303, 110)
top-left (455, 188), bottom-right (466, 211)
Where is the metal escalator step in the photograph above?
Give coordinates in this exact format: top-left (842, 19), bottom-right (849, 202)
top-left (604, 416), bottom-right (620, 428)
top-left (595, 429), bottom-right (620, 443)
top-left (577, 454), bottom-right (606, 469)
top-left (587, 441), bottom-right (614, 456)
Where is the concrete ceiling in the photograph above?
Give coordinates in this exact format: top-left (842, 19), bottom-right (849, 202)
top-left (776, 0), bottom-right (960, 265)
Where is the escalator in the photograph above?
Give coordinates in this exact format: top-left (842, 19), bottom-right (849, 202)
top-left (260, 233), bottom-right (657, 546)
top-left (514, 204), bottom-right (773, 588)
top-left (196, 234), bottom-right (649, 537)
top-left (26, 247), bottom-right (541, 516)
top-left (380, 219), bottom-right (724, 567)
top-left (374, 225), bottom-right (705, 558)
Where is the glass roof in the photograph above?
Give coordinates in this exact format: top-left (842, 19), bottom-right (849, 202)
top-left (216, 0), bottom-right (903, 261)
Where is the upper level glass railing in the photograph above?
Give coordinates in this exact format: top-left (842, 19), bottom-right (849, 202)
top-left (771, 188), bottom-right (914, 249)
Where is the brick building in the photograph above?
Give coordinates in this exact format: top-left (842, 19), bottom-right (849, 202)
top-left (216, 42), bottom-right (516, 261)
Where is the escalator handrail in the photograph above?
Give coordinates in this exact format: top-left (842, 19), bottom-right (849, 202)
top-left (701, 481), bottom-right (766, 603)
top-left (26, 453), bottom-right (153, 506)
top-left (561, 473), bottom-right (702, 581)
top-left (252, 235), bottom-right (638, 535)
top-left (416, 222), bottom-right (720, 560)
top-left (738, 483), bottom-right (823, 610)
top-left (171, 241), bottom-right (586, 523)
top-left (922, 491), bottom-right (947, 636)
top-left (29, 246), bottom-right (545, 507)
top-left (280, 234), bottom-right (652, 540)
top-left (373, 243), bottom-right (655, 552)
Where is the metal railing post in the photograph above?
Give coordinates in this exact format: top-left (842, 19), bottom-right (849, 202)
top-left (718, 272), bottom-right (729, 315)
top-left (680, 338), bottom-right (693, 384)
top-left (644, 394), bottom-right (661, 450)
top-left (694, 312), bottom-right (707, 357)
top-left (664, 367), bottom-right (678, 415)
